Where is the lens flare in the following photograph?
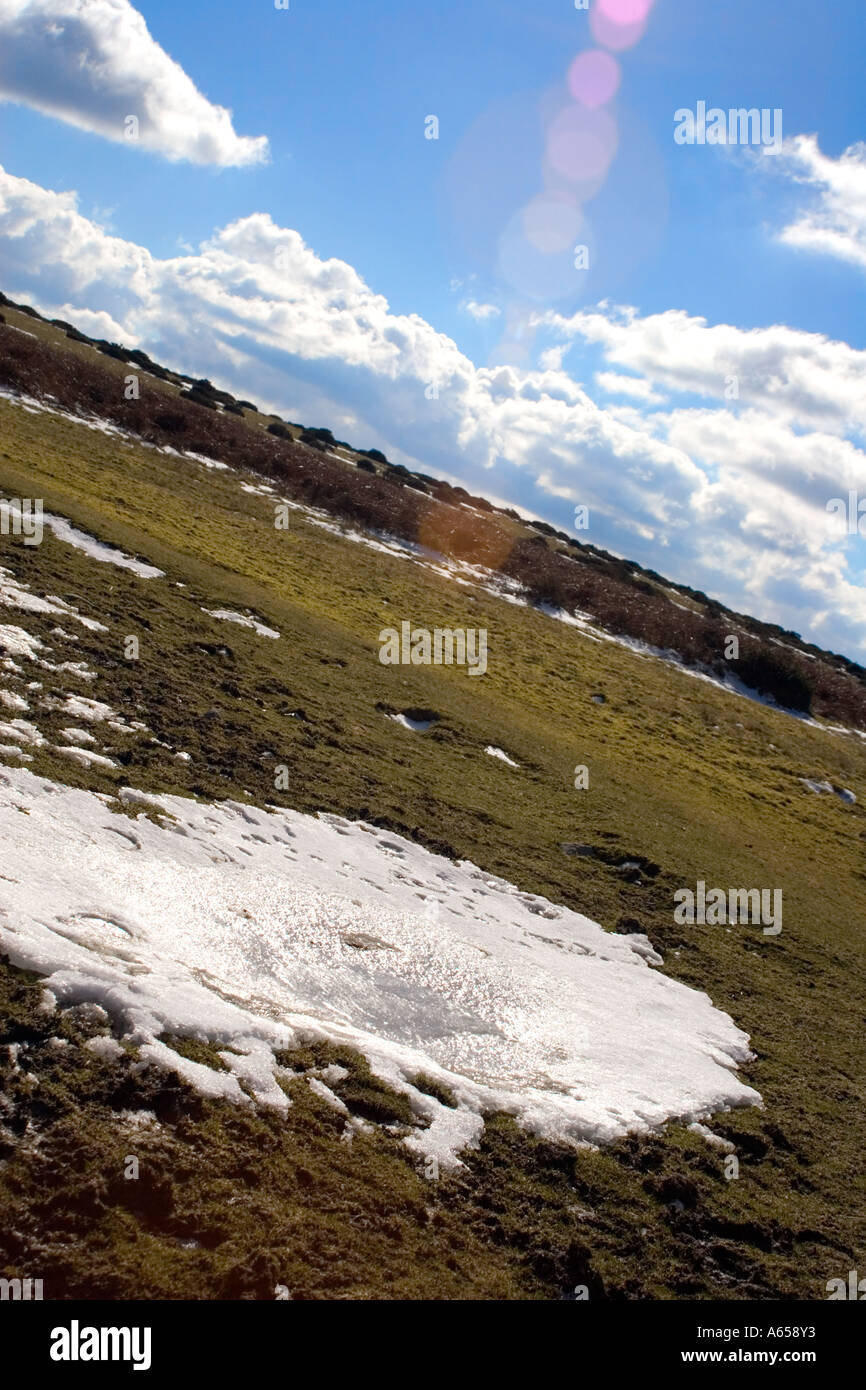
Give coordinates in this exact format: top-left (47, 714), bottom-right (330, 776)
top-left (522, 193), bottom-right (583, 254)
top-left (568, 49), bottom-right (621, 108)
top-left (546, 104), bottom-right (618, 184)
top-left (591, 0), bottom-right (652, 51)
top-left (598, 0), bottom-right (653, 20)
top-left (498, 202), bottom-right (593, 303)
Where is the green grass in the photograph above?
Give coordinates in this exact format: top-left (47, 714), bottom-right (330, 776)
top-left (0, 385), bottom-right (864, 1299)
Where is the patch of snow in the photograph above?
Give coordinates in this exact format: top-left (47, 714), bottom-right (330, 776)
top-left (117, 1109), bottom-right (159, 1130)
top-left (59, 727), bottom-right (98, 747)
top-left (0, 689), bottom-right (29, 711)
top-left (85, 1034), bottom-right (125, 1061)
top-left (342, 1115), bottom-right (374, 1142)
top-left (43, 660), bottom-right (98, 681)
top-left (1, 506), bottom-right (164, 579)
top-left (135, 1038), bottom-right (247, 1104)
top-left (43, 694), bottom-right (117, 723)
top-left (0, 718), bottom-right (45, 746)
top-left (485, 746), bottom-right (519, 768)
top-left (389, 713), bottom-right (436, 733)
top-left (801, 778), bottom-right (834, 796)
top-left (319, 1063), bottom-right (349, 1084)
top-left (0, 767), bottom-right (759, 1168)
top-left (160, 445), bottom-right (229, 470)
top-left (799, 777), bottom-right (857, 804)
top-left (43, 516), bottom-right (163, 577)
top-left (308, 1076), bottom-right (349, 1114)
top-left (0, 571), bottom-right (67, 618)
top-left (56, 746), bottom-right (118, 770)
top-left (0, 743), bottom-right (32, 761)
top-left (203, 609), bottom-right (280, 640)
top-left (216, 1038), bottom-right (289, 1110)
top-left (73, 614), bottom-right (109, 634)
top-left (688, 1121), bottom-right (735, 1152)
top-left (0, 567), bottom-right (107, 633)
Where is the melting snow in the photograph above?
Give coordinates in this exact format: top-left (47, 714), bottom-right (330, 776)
top-left (0, 689), bottom-right (29, 711)
top-left (42, 514), bottom-right (164, 579)
top-left (0, 767), bottom-right (759, 1166)
top-left (42, 694), bottom-right (116, 723)
top-left (799, 777), bottom-right (857, 804)
top-left (0, 574), bottom-right (66, 619)
top-left (0, 567), bottom-right (108, 633)
top-left (0, 501), bottom-right (163, 578)
top-left (203, 609), bottom-right (280, 640)
top-left (308, 1077), bottom-right (349, 1114)
top-left (0, 717), bottom-right (45, 746)
top-left (0, 743), bottom-right (32, 761)
top-left (0, 622), bottom-right (44, 663)
top-left (56, 747), bottom-right (118, 770)
top-left (389, 712), bottom-right (435, 733)
top-left (485, 746), bottom-right (519, 767)
top-left (59, 726), bottom-right (97, 746)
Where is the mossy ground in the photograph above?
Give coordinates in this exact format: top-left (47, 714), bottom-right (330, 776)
top-left (0, 376), bottom-right (864, 1299)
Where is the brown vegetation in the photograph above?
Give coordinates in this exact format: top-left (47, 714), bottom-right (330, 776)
top-left (1, 301), bottom-right (864, 730)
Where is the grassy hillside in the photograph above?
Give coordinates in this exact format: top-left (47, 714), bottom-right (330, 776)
top-left (2, 296), bottom-right (864, 729)
top-left (0, 349), bottom-right (864, 1299)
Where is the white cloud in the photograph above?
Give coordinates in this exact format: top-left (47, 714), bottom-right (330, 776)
top-left (539, 303), bottom-right (866, 438)
top-left (0, 0), bottom-right (268, 166)
top-left (595, 370), bottom-right (666, 405)
top-left (1, 161), bottom-right (864, 656)
top-left (461, 299), bottom-right (501, 321)
top-left (773, 135), bottom-right (866, 271)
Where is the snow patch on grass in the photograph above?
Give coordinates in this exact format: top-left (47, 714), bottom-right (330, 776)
top-left (0, 689), bottom-right (29, 711)
top-left (0, 622), bottom-right (47, 660)
top-left (56, 746), bottom-right (119, 770)
top-left (389, 712), bottom-right (435, 733)
top-left (799, 777), bottom-right (856, 804)
top-left (203, 609), bottom-right (280, 639)
top-left (43, 514), bottom-right (164, 579)
top-left (0, 567), bottom-right (108, 633)
top-left (485, 746), bottom-right (519, 768)
top-left (0, 767), bottom-right (759, 1167)
top-left (59, 727), bottom-right (98, 747)
top-left (0, 743), bottom-right (32, 761)
top-left (0, 717), bottom-right (45, 746)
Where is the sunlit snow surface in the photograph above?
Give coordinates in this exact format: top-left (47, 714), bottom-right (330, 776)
top-left (0, 767), bottom-right (759, 1165)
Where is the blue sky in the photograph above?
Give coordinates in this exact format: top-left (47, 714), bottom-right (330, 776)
top-left (1, 0), bottom-right (865, 656)
top-left (6, 0), bottom-right (865, 344)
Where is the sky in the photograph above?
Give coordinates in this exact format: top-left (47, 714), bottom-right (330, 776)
top-left (1, 0), bottom-right (865, 657)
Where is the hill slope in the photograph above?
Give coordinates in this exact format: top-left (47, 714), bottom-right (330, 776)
top-left (0, 310), bottom-right (864, 1301)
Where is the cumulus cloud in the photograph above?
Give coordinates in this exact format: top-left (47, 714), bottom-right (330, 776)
top-left (0, 0), bottom-right (268, 166)
top-left (461, 299), bottom-right (501, 320)
top-left (1, 161), bottom-right (864, 656)
top-left (539, 303), bottom-right (866, 438)
top-left (595, 370), bottom-right (666, 405)
top-left (773, 135), bottom-right (866, 271)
